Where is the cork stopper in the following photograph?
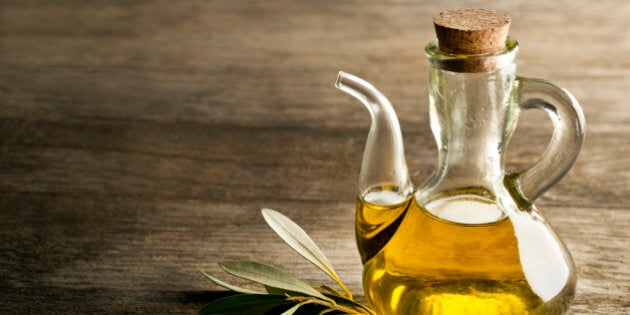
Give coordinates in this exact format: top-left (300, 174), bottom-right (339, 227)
top-left (433, 9), bottom-right (511, 55)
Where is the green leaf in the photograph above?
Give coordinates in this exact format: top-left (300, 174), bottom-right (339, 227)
top-left (199, 294), bottom-right (291, 315)
top-left (261, 209), bottom-right (351, 297)
top-left (288, 304), bottom-right (345, 315)
top-left (279, 302), bottom-right (304, 315)
top-left (219, 260), bottom-right (330, 301)
top-left (265, 285), bottom-right (329, 305)
top-left (265, 285), bottom-right (305, 296)
top-left (323, 294), bottom-right (375, 315)
top-left (265, 285), bottom-right (284, 295)
top-left (200, 269), bottom-right (262, 295)
top-left (315, 284), bottom-right (345, 297)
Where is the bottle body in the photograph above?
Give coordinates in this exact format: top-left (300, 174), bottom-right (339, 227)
top-left (352, 39), bottom-right (582, 314)
top-left (339, 35), bottom-right (583, 314)
top-left (358, 189), bottom-right (575, 315)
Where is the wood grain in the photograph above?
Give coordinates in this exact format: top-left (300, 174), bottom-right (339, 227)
top-left (1, 0), bottom-right (628, 314)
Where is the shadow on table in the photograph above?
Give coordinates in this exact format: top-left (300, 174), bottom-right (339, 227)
top-left (178, 289), bottom-right (238, 305)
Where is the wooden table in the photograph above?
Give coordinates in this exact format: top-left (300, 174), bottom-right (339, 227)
top-left (1, 1), bottom-right (628, 314)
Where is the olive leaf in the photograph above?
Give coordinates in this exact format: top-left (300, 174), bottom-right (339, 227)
top-left (219, 260), bottom-right (330, 302)
top-left (199, 294), bottom-right (292, 315)
top-left (279, 302), bottom-right (305, 315)
top-left (324, 293), bottom-right (376, 315)
top-left (261, 208), bottom-right (353, 298)
top-left (200, 209), bottom-right (377, 314)
top-left (264, 285), bottom-right (307, 297)
top-left (316, 284), bottom-right (345, 297)
top-left (199, 269), bottom-right (262, 295)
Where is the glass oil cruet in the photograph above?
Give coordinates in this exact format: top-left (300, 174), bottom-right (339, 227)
top-left (335, 9), bottom-right (586, 315)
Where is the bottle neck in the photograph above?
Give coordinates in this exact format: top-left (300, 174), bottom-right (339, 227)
top-left (423, 63), bottom-right (519, 198)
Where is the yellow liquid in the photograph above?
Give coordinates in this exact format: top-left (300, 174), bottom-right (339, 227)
top-left (357, 193), bottom-right (574, 315)
top-left (355, 189), bottom-right (412, 263)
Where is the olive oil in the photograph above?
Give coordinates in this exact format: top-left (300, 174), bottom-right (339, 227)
top-left (356, 190), bottom-right (412, 263)
top-left (358, 193), bottom-right (575, 315)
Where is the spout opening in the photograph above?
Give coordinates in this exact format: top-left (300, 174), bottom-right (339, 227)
top-left (334, 71), bottom-right (386, 114)
top-left (335, 71), bottom-right (347, 89)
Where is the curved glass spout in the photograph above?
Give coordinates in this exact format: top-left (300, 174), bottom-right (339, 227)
top-left (335, 71), bottom-right (413, 201)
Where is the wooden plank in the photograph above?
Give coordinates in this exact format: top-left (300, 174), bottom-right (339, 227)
top-left (0, 0), bottom-right (628, 313)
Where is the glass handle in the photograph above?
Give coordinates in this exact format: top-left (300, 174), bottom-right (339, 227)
top-left (509, 77), bottom-right (586, 205)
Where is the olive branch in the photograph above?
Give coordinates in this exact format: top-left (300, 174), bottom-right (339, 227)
top-left (199, 209), bottom-right (375, 315)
